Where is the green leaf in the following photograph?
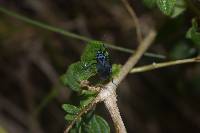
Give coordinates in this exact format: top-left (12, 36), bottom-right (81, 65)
top-left (80, 90), bottom-right (96, 107)
top-left (143, 0), bottom-right (157, 8)
top-left (80, 96), bottom-right (95, 107)
top-left (61, 41), bottom-right (107, 91)
top-left (61, 61), bottom-right (96, 91)
top-left (157, 0), bottom-right (176, 16)
top-left (62, 104), bottom-right (80, 114)
top-left (60, 63), bottom-right (80, 91)
top-left (65, 114), bottom-right (76, 121)
top-left (81, 90), bottom-right (97, 96)
top-left (186, 19), bottom-right (200, 46)
top-left (65, 110), bottom-right (110, 133)
top-left (83, 115), bottom-right (110, 133)
top-left (81, 41), bottom-right (107, 63)
top-left (170, 0), bottom-right (186, 18)
top-left (69, 129), bottom-right (77, 133)
top-left (112, 64), bottom-right (122, 78)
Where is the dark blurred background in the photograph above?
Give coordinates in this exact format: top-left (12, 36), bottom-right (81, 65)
top-left (0, 0), bottom-right (200, 133)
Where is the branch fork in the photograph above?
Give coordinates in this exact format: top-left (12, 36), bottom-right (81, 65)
top-left (64, 29), bottom-right (157, 133)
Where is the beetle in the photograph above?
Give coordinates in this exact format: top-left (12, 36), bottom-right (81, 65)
top-left (81, 44), bottom-right (113, 83)
top-left (96, 48), bottom-right (112, 80)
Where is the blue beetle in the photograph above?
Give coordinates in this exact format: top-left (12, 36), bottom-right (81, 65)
top-left (81, 44), bottom-right (112, 82)
top-left (96, 49), bottom-right (112, 80)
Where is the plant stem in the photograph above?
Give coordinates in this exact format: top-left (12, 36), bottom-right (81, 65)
top-left (130, 57), bottom-right (200, 73)
top-left (0, 6), bottom-right (91, 42)
top-left (0, 6), bottom-right (165, 59)
top-left (113, 30), bottom-right (156, 87)
top-left (99, 29), bottom-right (156, 133)
top-left (104, 93), bottom-right (126, 133)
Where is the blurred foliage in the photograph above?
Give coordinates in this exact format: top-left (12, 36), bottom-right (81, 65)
top-left (186, 19), bottom-right (200, 47)
top-left (0, 127), bottom-right (8, 133)
top-left (169, 41), bottom-right (197, 59)
top-left (142, 0), bottom-right (157, 8)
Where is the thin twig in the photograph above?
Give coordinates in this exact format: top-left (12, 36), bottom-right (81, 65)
top-left (0, 7), bottom-right (91, 41)
top-left (0, 6), bottom-right (165, 59)
top-left (121, 0), bottom-right (142, 43)
top-left (130, 57), bottom-right (200, 73)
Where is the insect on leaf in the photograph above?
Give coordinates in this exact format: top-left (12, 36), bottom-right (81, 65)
top-left (81, 41), bottom-right (107, 63)
top-left (61, 41), bottom-right (108, 91)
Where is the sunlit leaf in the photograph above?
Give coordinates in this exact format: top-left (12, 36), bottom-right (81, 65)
top-left (157, 0), bottom-right (176, 16)
top-left (65, 114), bottom-right (76, 121)
top-left (62, 104), bottom-right (80, 114)
top-left (61, 61), bottom-right (97, 91)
